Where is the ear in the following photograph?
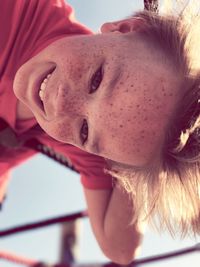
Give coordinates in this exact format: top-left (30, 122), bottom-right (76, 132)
top-left (100, 17), bottom-right (146, 34)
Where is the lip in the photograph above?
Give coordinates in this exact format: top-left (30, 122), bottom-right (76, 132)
top-left (30, 66), bottom-right (56, 116)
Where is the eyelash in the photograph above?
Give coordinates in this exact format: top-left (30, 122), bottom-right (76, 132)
top-left (80, 66), bottom-right (103, 145)
top-left (89, 65), bottom-right (103, 94)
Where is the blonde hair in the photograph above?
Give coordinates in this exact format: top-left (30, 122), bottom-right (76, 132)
top-left (108, 0), bottom-right (200, 237)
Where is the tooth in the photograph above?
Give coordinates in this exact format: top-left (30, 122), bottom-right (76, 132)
top-left (39, 90), bottom-right (44, 101)
top-left (39, 72), bottom-right (52, 101)
top-left (40, 82), bottom-right (47, 91)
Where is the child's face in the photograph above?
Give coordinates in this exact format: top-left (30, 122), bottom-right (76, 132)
top-left (13, 22), bottom-right (181, 166)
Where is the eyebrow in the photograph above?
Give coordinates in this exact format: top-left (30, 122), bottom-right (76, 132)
top-left (104, 67), bottom-right (123, 98)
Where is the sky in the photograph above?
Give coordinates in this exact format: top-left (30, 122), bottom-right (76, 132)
top-left (0, 0), bottom-right (200, 266)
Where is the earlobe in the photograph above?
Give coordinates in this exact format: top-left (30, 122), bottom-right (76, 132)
top-left (100, 22), bottom-right (120, 34)
top-left (101, 18), bottom-right (146, 34)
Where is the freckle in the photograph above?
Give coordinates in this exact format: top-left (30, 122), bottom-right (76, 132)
top-left (110, 103), bottom-right (113, 106)
top-left (136, 104), bottom-right (140, 108)
top-left (120, 125), bottom-right (123, 128)
top-left (120, 108), bottom-right (123, 111)
top-left (62, 91), bottom-right (68, 97)
top-left (131, 84), bottom-right (134, 87)
top-left (144, 117), bottom-right (148, 121)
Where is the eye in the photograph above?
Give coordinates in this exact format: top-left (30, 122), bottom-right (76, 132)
top-left (90, 66), bottom-right (103, 93)
top-left (80, 119), bottom-right (88, 144)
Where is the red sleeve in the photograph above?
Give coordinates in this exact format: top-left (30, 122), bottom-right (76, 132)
top-left (68, 146), bottom-right (114, 190)
top-left (37, 136), bottom-right (114, 190)
top-left (0, 0), bottom-right (92, 81)
top-left (0, 0), bottom-right (111, 191)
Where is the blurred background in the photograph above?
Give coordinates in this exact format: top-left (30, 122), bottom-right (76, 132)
top-left (0, 0), bottom-right (199, 266)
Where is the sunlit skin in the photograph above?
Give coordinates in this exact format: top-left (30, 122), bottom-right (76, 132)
top-left (13, 18), bottom-right (182, 166)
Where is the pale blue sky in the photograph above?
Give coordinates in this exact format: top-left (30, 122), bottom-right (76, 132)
top-left (0, 1), bottom-right (199, 266)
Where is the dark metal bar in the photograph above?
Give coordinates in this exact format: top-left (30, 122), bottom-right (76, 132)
top-left (144, 0), bottom-right (159, 13)
top-left (0, 211), bottom-right (88, 237)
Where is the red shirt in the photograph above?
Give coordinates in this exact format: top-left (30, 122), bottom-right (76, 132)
top-left (0, 0), bottom-right (113, 200)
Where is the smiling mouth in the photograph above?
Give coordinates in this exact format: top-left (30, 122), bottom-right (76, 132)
top-left (32, 66), bottom-right (56, 115)
top-left (39, 73), bottom-right (53, 102)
